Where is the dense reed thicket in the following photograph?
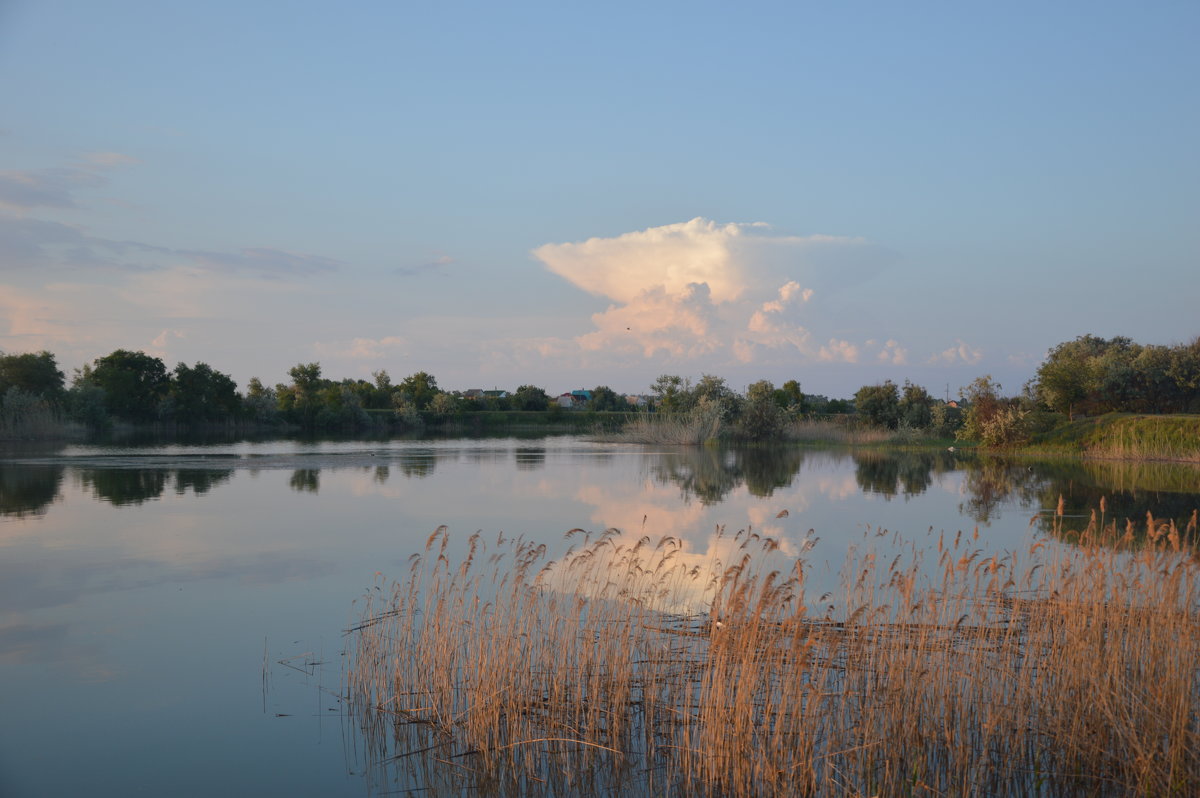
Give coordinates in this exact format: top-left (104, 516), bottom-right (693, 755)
top-left (351, 513), bottom-right (1200, 796)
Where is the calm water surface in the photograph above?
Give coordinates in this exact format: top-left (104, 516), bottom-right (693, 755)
top-left (1, 435), bottom-right (1197, 797)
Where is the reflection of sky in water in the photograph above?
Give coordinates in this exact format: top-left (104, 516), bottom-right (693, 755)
top-left (1, 438), bottom-right (1197, 796)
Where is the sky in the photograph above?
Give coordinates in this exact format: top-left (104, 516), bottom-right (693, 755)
top-left (0, 1), bottom-right (1196, 398)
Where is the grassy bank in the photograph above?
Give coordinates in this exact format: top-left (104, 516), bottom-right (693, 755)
top-left (1029, 413), bottom-right (1200, 463)
top-left (348, 517), bottom-right (1200, 796)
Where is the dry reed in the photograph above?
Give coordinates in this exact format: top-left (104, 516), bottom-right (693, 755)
top-left (346, 514), bottom-right (1200, 797)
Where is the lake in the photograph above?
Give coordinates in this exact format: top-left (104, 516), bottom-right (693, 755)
top-left (1, 435), bottom-right (1197, 796)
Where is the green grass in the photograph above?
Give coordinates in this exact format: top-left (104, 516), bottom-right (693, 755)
top-left (1029, 413), bottom-right (1200, 463)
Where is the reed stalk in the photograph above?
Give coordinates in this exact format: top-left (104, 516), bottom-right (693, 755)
top-left (347, 514), bottom-right (1200, 796)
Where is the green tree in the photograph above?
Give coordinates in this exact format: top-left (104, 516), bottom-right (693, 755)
top-left (169, 361), bottom-right (240, 422)
top-left (87, 350), bottom-right (169, 421)
top-left (854, 380), bottom-right (900, 428)
top-left (588, 385), bottom-right (624, 412)
top-left (0, 351), bottom-right (66, 403)
top-left (287, 362), bottom-right (324, 426)
top-left (651, 374), bottom-right (691, 413)
top-left (511, 384), bottom-right (550, 411)
top-left (1034, 335), bottom-right (1117, 416)
top-left (429, 392), bottom-right (459, 416)
top-left (898, 381), bottom-right (934, 428)
top-left (244, 377), bottom-right (279, 424)
top-left (774, 379), bottom-right (804, 413)
top-left (1131, 345), bottom-right (1177, 413)
top-left (957, 376), bottom-right (1028, 446)
top-left (369, 370), bottom-right (394, 409)
top-left (691, 374), bottom-right (739, 420)
top-left (738, 380), bottom-right (788, 440)
top-left (397, 371), bottom-right (439, 410)
top-left (1168, 337), bottom-right (1200, 412)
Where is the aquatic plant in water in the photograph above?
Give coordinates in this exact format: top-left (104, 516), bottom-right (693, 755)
top-left (346, 513), bottom-right (1200, 797)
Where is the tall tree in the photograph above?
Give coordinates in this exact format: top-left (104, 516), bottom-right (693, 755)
top-left (511, 384), bottom-right (550, 411)
top-left (854, 381), bottom-right (900, 428)
top-left (588, 385), bottom-right (624, 412)
top-left (169, 362), bottom-right (240, 422)
top-left (0, 351), bottom-right (66, 403)
top-left (87, 350), bottom-right (169, 421)
top-left (397, 371), bottom-right (439, 410)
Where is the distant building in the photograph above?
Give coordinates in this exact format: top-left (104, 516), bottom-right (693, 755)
top-left (555, 389), bottom-right (593, 409)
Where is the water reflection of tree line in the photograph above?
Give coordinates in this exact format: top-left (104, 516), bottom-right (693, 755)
top-left (76, 468), bottom-right (235, 506)
top-left (2, 465), bottom-right (240, 514)
top-left (648, 447), bottom-right (810, 505)
top-left (0, 464), bottom-right (64, 518)
top-left (956, 456), bottom-right (1200, 536)
top-left (5, 448), bottom-right (1198, 533)
top-left (853, 451), bottom-right (958, 500)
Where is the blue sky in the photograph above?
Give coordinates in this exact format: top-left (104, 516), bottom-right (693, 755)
top-left (1, 1), bottom-right (1196, 397)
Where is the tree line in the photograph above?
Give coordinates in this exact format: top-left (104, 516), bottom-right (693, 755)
top-left (1, 333), bottom-right (1197, 440)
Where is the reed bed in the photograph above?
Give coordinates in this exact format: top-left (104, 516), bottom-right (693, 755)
top-left (787, 419), bottom-right (896, 445)
top-left (614, 402), bottom-right (725, 445)
top-left (346, 513), bottom-right (1200, 797)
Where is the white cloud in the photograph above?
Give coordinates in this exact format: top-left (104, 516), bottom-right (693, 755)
top-left (151, 328), bottom-right (185, 349)
top-left (532, 219), bottom-right (891, 370)
top-left (534, 217), bottom-right (749, 304)
top-left (818, 339), bottom-right (860, 363)
top-left (314, 336), bottom-right (408, 360)
top-left (928, 339), bottom-right (983, 365)
top-left (876, 339), bottom-right (908, 365)
top-left (577, 283), bottom-right (721, 358)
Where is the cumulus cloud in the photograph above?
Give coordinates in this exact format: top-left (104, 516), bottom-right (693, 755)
top-left (578, 283), bottom-right (721, 358)
top-left (818, 339), bottom-right (860, 363)
top-left (875, 339), bottom-right (908, 365)
top-left (735, 280), bottom-right (815, 363)
top-left (532, 218), bottom-right (893, 368)
top-left (928, 339), bottom-right (983, 365)
top-left (314, 336), bottom-right (407, 360)
top-left (534, 218), bottom-right (749, 304)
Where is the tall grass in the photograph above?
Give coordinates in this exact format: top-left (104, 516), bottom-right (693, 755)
top-left (787, 419), bottom-right (896, 445)
top-left (347, 515), bottom-right (1200, 796)
top-left (1032, 414), bottom-right (1200, 463)
top-left (615, 401), bottom-right (725, 445)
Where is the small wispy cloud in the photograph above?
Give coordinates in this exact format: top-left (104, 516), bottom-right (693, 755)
top-left (394, 254), bottom-right (453, 277)
top-left (0, 167), bottom-right (105, 212)
top-left (314, 336), bottom-right (407, 360)
top-left (182, 247), bottom-right (341, 276)
top-left (81, 152), bottom-right (139, 168)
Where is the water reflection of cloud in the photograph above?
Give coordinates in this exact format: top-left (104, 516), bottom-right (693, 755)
top-left (817, 474), bottom-right (859, 502)
top-left (0, 621), bottom-right (115, 682)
